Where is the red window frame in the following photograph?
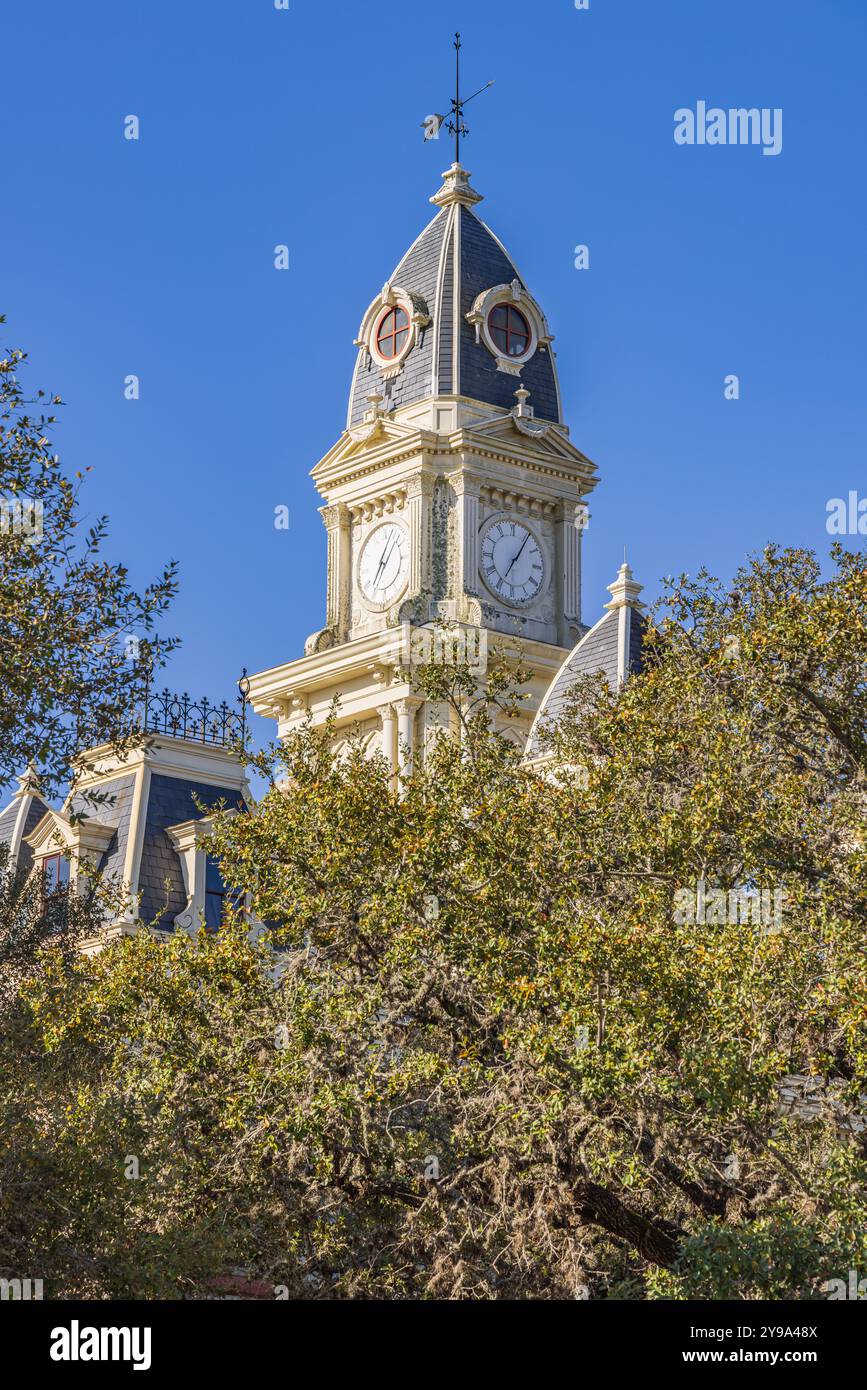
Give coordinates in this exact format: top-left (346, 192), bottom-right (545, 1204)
top-left (375, 304), bottom-right (410, 360)
top-left (488, 303), bottom-right (531, 358)
top-left (41, 852), bottom-right (70, 895)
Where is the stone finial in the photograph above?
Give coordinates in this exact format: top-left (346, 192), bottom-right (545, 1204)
top-left (513, 386), bottom-right (533, 419)
top-left (430, 162), bottom-right (484, 209)
top-left (15, 761), bottom-right (41, 798)
top-left (604, 559), bottom-right (644, 613)
top-left (364, 391), bottom-right (385, 423)
top-left (604, 559), bottom-right (645, 687)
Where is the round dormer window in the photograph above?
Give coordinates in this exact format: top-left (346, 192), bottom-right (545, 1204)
top-left (467, 283), bottom-right (551, 377)
top-left (375, 305), bottom-right (410, 360)
top-left (488, 304), bottom-right (531, 359)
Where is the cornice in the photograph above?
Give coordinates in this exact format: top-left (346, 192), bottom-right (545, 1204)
top-left (310, 427), bottom-right (597, 501)
top-left (247, 627), bottom-right (572, 721)
top-left (68, 738), bottom-right (248, 800)
top-left (25, 809), bottom-right (115, 856)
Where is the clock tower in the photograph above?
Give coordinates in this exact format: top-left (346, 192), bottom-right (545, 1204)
top-left (247, 162), bottom-right (598, 782)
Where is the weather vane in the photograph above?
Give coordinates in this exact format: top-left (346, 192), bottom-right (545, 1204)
top-left (422, 33), bottom-right (494, 162)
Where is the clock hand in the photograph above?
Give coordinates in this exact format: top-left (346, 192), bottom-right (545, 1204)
top-left (372, 547), bottom-right (387, 587)
top-left (373, 533), bottom-right (398, 589)
top-left (503, 531), bottom-right (530, 580)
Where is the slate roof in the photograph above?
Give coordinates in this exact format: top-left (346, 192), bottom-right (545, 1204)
top-left (0, 786), bottom-right (51, 874)
top-left (67, 773), bottom-right (136, 885)
top-left (525, 608), bottom-right (647, 761)
top-left (19, 794), bottom-right (51, 873)
top-left (348, 192), bottom-right (562, 428)
top-left (139, 773), bottom-right (244, 929)
top-left (0, 801), bottom-right (19, 850)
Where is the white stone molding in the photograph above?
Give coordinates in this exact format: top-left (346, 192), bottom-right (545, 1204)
top-left (25, 809), bottom-right (115, 896)
top-left (451, 471), bottom-right (482, 597)
top-left (4, 764), bottom-right (42, 868)
top-left (321, 501), bottom-right (351, 637)
top-left (379, 704), bottom-right (398, 790)
top-left (511, 385), bottom-right (553, 439)
top-left (431, 204), bottom-right (458, 395)
top-left (122, 761), bottom-right (151, 921)
top-left (554, 499), bottom-right (584, 641)
top-left (452, 190), bottom-right (462, 394)
top-left (604, 560), bottom-right (646, 686)
top-left (466, 280), bottom-right (553, 377)
top-left (354, 283), bottom-right (431, 378)
top-left (394, 698), bottom-right (423, 786)
top-left (165, 817), bottom-right (213, 937)
top-left (347, 488), bottom-right (407, 524)
top-left (478, 485), bottom-right (558, 520)
top-left (429, 162), bottom-right (484, 210)
top-left (404, 474), bottom-right (436, 596)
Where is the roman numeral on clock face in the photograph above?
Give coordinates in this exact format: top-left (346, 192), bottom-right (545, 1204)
top-left (478, 519), bottom-right (544, 606)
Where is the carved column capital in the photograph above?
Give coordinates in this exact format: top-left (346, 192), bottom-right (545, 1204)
top-left (404, 472), bottom-right (437, 502)
top-left (393, 696), bottom-right (424, 719)
top-left (320, 502), bottom-right (350, 531)
top-left (450, 469), bottom-right (482, 500)
top-left (319, 503), bottom-right (351, 637)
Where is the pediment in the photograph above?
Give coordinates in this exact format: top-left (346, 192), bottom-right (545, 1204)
top-left (24, 809), bottom-right (76, 854)
top-left (25, 809), bottom-right (116, 856)
top-left (311, 418), bottom-right (436, 486)
top-left (463, 412), bottom-right (597, 472)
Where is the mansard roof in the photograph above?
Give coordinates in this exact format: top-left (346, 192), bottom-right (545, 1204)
top-left (0, 768), bottom-right (51, 875)
top-left (524, 561), bottom-right (647, 763)
top-left (347, 164), bottom-right (563, 429)
top-left (1, 702), bottom-right (252, 944)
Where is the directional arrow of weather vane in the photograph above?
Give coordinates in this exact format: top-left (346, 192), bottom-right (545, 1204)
top-left (422, 32), bottom-right (495, 161)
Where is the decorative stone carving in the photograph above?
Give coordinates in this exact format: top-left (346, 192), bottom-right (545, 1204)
top-left (353, 283), bottom-right (431, 379)
top-left (429, 162), bottom-right (483, 209)
top-left (304, 626), bottom-right (337, 656)
top-left (466, 282), bottom-right (554, 377)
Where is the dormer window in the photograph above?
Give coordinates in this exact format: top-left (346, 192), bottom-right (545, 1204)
top-left (488, 304), bottom-right (530, 358)
top-left (204, 854), bottom-right (243, 931)
top-left (42, 853), bottom-right (70, 894)
top-left (467, 281), bottom-right (553, 378)
top-left (167, 818), bottom-right (247, 937)
top-left (375, 305), bottom-right (410, 359)
top-left (41, 853), bottom-right (71, 934)
top-left (356, 286), bottom-right (430, 377)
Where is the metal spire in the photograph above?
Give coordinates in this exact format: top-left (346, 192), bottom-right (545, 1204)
top-left (424, 33), bottom-right (494, 154)
top-left (452, 33), bottom-right (464, 163)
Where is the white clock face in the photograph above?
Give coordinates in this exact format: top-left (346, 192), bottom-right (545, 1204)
top-left (358, 522), bottom-right (409, 606)
top-left (480, 518), bottom-right (544, 606)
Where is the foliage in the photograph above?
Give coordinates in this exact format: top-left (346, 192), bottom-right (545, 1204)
top-left (2, 545), bottom-right (866, 1299)
top-left (0, 325), bottom-right (178, 798)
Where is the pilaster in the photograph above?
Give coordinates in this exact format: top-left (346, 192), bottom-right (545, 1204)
top-left (405, 474), bottom-right (436, 597)
top-left (554, 499), bottom-right (584, 644)
top-left (451, 469), bottom-right (482, 598)
top-left (321, 502), bottom-right (351, 638)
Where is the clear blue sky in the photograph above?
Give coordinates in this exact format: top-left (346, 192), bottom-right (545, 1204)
top-left (4, 0), bottom-right (865, 741)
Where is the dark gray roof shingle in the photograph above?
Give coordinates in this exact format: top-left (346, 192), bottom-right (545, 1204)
top-left (138, 774), bottom-right (244, 928)
top-left (526, 608), bottom-right (647, 760)
top-left (347, 195), bottom-right (562, 426)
